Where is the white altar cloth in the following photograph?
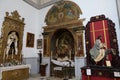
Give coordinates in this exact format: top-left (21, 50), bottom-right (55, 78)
top-left (0, 64), bottom-right (31, 80)
top-left (51, 59), bottom-right (75, 67)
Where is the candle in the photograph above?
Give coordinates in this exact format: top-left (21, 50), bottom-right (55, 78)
top-left (20, 53), bottom-right (21, 60)
top-left (51, 51), bottom-right (52, 59)
top-left (69, 50), bottom-right (71, 60)
top-left (20, 54), bottom-right (22, 61)
top-left (3, 48), bottom-right (6, 62)
top-left (5, 47), bottom-right (9, 59)
top-left (20, 50), bottom-right (22, 64)
top-left (12, 49), bottom-right (14, 59)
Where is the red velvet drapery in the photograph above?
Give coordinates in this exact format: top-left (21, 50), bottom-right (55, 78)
top-left (90, 20), bottom-right (110, 49)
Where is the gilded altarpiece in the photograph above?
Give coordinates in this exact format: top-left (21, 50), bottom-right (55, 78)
top-left (0, 10), bottom-right (25, 64)
top-left (43, 1), bottom-right (85, 77)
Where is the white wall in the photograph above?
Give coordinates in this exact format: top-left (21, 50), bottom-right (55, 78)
top-left (0, 0), bottom-right (40, 58)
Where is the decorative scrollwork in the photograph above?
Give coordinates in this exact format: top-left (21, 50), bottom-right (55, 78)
top-left (0, 10), bottom-right (25, 64)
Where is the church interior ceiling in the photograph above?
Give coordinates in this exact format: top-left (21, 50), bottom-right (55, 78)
top-left (23, 0), bottom-right (61, 9)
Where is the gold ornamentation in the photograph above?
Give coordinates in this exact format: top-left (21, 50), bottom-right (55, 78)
top-left (5, 10), bottom-right (24, 22)
top-left (43, 1), bottom-right (85, 58)
top-left (0, 10), bottom-right (25, 64)
top-left (2, 67), bottom-right (29, 80)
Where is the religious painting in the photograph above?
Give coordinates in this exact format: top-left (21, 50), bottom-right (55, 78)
top-left (45, 0), bottom-right (82, 25)
top-left (77, 34), bottom-right (84, 57)
top-left (37, 39), bottom-right (42, 49)
top-left (26, 32), bottom-right (34, 47)
top-left (53, 31), bottom-right (74, 60)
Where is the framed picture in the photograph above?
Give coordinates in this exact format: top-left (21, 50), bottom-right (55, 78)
top-left (37, 39), bottom-right (42, 49)
top-left (26, 32), bottom-right (34, 47)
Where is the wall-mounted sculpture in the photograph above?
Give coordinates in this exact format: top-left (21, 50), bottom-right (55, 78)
top-left (0, 10), bottom-right (25, 65)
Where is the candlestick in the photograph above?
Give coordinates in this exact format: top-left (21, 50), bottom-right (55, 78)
top-left (51, 51), bottom-right (52, 59)
top-left (19, 50), bottom-right (23, 64)
top-left (20, 53), bottom-right (21, 60)
top-left (3, 48), bottom-right (6, 63)
top-left (12, 49), bottom-right (14, 59)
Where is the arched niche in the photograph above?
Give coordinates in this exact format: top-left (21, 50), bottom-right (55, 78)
top-left (51, 29), bottom-right (75, 60)
top-left (0, 10), bottom-right (25, 65)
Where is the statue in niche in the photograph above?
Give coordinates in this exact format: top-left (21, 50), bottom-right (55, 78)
top-left (0, 10), bottom-right (25, 64)
top-left (5, 31), bottom-right (18, 58)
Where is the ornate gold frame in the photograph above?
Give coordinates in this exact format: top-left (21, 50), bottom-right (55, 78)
top-left (43, 0), bottom-right (85, 57)
top-left (26, 32), bottom-right (34, 48)
top-left (0, 10), bottom-right (25, 64)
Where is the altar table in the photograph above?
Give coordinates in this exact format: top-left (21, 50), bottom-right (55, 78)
top-left (0, 64), bottom-right (31, 80)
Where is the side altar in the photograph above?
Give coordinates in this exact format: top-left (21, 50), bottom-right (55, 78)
top-left (43, 1), bottom-right (85, 78)
top-left (81, 15), bottom-right (120, 80)
top-left (0, 11), bottom-right (30, 80)
top-left (0, 64), bottom-right (31, 80)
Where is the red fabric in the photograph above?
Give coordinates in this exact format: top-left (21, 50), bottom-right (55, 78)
top-left (90, 76), bottom-right (115, 80)
top-left (81, 70), bottom-right (88, 80)
top-left (82, 75), bottom-right (88, 80)
top-left (108, 53), bottom-right (112, 61)
top-left (90, 20), bottom-right (110, 49)
top-left (82, 75), bottom-right (120, 80)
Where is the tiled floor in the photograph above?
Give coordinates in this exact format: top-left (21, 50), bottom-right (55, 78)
top-left (28, 74), bottom-right (77, 80)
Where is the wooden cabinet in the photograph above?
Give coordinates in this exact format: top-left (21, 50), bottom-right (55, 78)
top-left (40, 64), bottom-right (48, 76)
